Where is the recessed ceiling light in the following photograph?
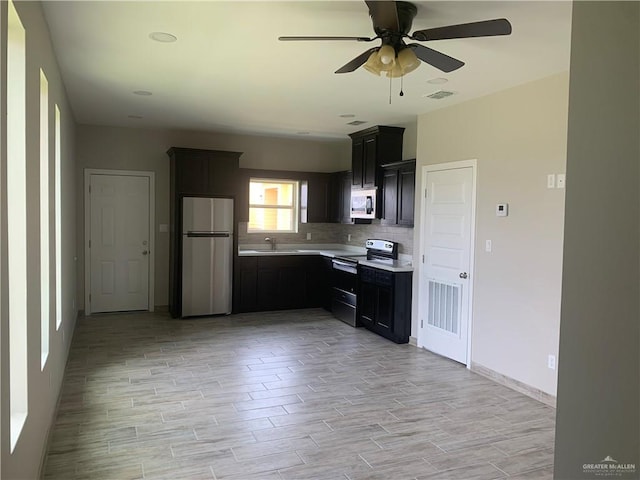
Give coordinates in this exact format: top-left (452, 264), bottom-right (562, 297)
top-left (133, 90), bottom-right (152, 96)
top-left (339, 114), bottom-right (356, 118)
top-left (347, 120), bottom-right (367, 126)
top-left (149, 32), bottom-right (177, 43)
top-left (427, 77), bottom-right (448, 85)
top-left (128, 115), bottom-right (143, 119)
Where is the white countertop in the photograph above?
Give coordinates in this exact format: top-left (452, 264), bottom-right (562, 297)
top-left (238, 243), bottom-right (413, 272)
top-left (358, 258), bottom-right (413, 273)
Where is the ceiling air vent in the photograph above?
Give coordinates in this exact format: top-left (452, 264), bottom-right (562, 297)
top-left (347, 120), bottom-right (367, 126)
top-left (425, 90), bottom-right (455, 100)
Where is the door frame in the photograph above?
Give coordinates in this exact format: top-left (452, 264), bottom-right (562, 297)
top-left (417, 159), bottom-right (477, 367)
top-left (84, 168), bottom-right (156, 316)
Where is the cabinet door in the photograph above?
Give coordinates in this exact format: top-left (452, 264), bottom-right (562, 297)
top-left (382, 169), bottom-right (398, 225)
top-left (280, 266), bottom-right (307, 309)
top-left (320, 257), bottom-right (333, 311)
top-left (359, 282), bottom-right (376, 328)
top-left (234, 257), bottom-right (258, 312)
top-left (304, 257), bottom-right (325, 308)
top-left (375, 286), bottom-right (394, 333)
top-left (352, 139), bottom-right (364, 187)
top-left (341, 171), bottom-right (353, 223)
top-left (176, 156), bottom-right (208, 193)
top-left (398, 169), bottom-right (415, 226)
top-left (208, 156), bottom-right (238, 197)
top-left (363, 137), bottom-right (377, 188)
top-left (306, 174), bottom-right (331, 223)
top-left (257, 268), bottom-right (279, 311)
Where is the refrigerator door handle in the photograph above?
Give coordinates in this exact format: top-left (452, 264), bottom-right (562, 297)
top-left (185, 232), bottom-right (231, 238)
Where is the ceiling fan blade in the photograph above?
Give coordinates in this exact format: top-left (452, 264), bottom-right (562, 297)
top-left (412, 18), bottom-right (512, 41)
top-left (335, 47), bottom-right (379, 74)
top-left (279, 36), bottom-right (374, 42)
top-left (365, 0), bottom-right (399, 31)
top-left (408, 44), bottom-right (464, 73)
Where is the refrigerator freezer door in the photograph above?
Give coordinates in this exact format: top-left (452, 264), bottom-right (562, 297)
top-left (182, 235), bottom-right (232, 316)
top-left (183, 197), bottom-right (234, 233)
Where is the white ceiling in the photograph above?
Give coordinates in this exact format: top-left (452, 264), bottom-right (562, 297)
top-left (42, 1), bottom-right (572, 140)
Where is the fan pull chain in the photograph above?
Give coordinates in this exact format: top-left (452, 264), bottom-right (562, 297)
top-left (400, 76), bottom-right (404, 97)
top-left (388, 75), bottom-right (392, 105)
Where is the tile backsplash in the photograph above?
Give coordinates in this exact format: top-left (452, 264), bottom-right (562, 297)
top-left (237, 221), bottom-right (414, 255)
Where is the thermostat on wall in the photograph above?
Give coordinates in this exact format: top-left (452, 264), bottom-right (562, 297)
top-left (496, 203), bottom-right (509, 217)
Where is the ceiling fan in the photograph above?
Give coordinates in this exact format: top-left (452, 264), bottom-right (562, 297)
top-left (278, 1), bottom-right (512, 78)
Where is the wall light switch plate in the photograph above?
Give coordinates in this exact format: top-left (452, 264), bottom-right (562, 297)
top-left (547, 174), bottom-right (555, 189)
top-left (485, 240), bottom-right (492, 252)
top-left (556, 174), bottom-right (566, 188)
top-left (496, 204), bottom-right (509, 217)
top-left (548, 354), bottom-right (556, 370)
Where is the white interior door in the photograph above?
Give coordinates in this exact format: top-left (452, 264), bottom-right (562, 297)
top-left (89, 174), bottom-right (150, 313)
top-left (418, 164), bottom-right (475, 365)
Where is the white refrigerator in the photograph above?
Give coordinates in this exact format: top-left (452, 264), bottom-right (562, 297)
top-left (181, 197), bottom-right (233, 316)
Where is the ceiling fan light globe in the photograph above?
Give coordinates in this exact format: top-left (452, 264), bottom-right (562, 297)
top-left (364, 51), bottom-right (383, 76)
top-left (385, 62), bottom-right (405, 78)
top-left (378, 45), bottom-right (396, 65)
top-left (397, 47), bottom-right (420, 73)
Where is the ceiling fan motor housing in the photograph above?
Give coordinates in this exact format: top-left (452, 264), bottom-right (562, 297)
top-left (370, 1), bottom-right (417, 37)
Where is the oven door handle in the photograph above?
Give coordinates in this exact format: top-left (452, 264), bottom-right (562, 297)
top-left (332, 260), bottom-right (358, 275)
top-left (332, 260), bottom-right (356, 268)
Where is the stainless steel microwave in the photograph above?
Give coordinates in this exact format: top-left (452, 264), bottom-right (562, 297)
top-left (351, 188), bottom-right (376, 219)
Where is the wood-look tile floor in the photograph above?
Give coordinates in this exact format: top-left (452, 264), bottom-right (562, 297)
top-left (44, 309), bottom-right (555, 480)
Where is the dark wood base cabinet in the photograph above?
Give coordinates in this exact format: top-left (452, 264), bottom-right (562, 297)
top-left (233, 255), bottom-right (326, 313)
top-left (358, 266), bottom-right (412, 344)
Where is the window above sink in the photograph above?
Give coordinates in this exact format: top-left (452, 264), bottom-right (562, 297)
top-left (248, 178), bottom-right (299, 233)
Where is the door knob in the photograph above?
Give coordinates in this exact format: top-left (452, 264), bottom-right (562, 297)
top-left (142, 250), bottom-right (148, 255)
top-left (459, 272), bottom-right (468, 279)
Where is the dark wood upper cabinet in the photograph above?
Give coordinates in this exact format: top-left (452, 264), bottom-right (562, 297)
top-left (349, 126), bottom-right (404, 189)
top-left (168, 147), bottom-right (242, 197)
top-left (398, 167), bottom-right (415, 226)
top-left (351, 138), bottom-right (364, 188)
top-left (329, 170), bottom-right (353, 224)
top-left (381, 159), bottom-right (416, 227)
top-left (301, 173), bottom-right (332, 223)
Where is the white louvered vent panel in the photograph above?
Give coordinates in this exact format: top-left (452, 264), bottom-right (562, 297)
top-left (428, 281), bottom-right (460, 335)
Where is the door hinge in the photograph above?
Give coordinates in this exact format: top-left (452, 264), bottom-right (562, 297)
top-left (422, 254), bottom-right (425, 263)
top-left (421, 319), bottom-right (424, 328)
top-left (424, 188), bottom-right (427, 198)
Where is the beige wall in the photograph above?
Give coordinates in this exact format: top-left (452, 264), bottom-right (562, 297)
top-left (553, 2), bottom-right (639, 477)
top-left (413, 73), bottom-right (569, 396)
top-left (0, 2), bottom-right (78, 478)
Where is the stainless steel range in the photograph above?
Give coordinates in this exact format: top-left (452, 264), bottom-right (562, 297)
top-left (330, 239), bottom-right (399, 327)
top-left (330, 253), bottom-right (366, 327)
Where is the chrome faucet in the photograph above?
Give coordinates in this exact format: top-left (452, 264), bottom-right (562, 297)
top-left (264, 237), bottom-right (276, 251)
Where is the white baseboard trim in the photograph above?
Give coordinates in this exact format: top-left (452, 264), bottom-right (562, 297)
top-left (471, 361), bottom-right (557, 408)
top-left (408, 336), bottom-right (417, 346)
